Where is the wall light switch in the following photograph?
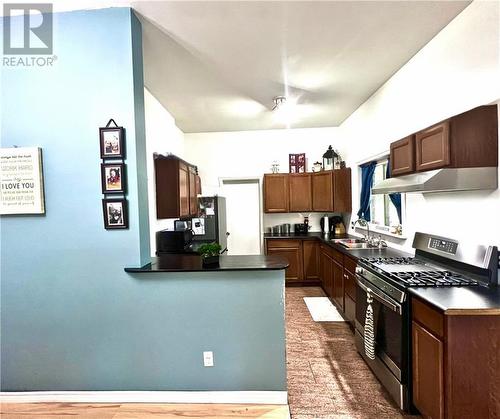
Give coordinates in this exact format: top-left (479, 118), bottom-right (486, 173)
top-left (203, 351), bottom-right (214, 367)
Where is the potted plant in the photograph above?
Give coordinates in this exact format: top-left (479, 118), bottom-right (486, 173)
top-left (198, 242), bottom-right (222, 267)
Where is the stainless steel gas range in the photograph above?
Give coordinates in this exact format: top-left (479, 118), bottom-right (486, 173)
top-left (354, 232), bottom-right (498, 411)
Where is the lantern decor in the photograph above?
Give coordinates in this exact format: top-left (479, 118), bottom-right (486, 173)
top-left (322, 145), bottom-right (338, 170)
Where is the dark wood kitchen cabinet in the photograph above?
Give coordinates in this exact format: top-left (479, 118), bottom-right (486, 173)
top-left (333, 168), bottom-right (352, 213)
top-left (289, 173), bottom-right (312, 212)
top-left (263, 174), bottom-right (289, 213)
top-left (264, 170), bottom-right (352, 213)
top-left (312, 171), bottom-right (333, 211)
top-left (265, 239), bottom-right (303, 284)
top-left (411, 297), bottom-right (499, 419)
top-left (390, 105), bottom-right (498, 177)
top-left (155, 156), bottom-right (197, 219)
top-left (303, 240), bottom-right (319, 282)
top-left (319, 246), bottom-right (333, 297)
top-left (415, 121), bottom-right (450, 173)
top-left (331, 259), bottom-right (344, 311)
top-left (188, 166), bottom-right (198, 216)
top-left (390, 135), bottom-right (415, 176)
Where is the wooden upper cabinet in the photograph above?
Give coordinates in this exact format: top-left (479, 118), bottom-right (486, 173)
top-left (302, 240), bottom-right (319, 281)
top-left (155, 156), bottom-right (199, 219)
top-left (312, 171), bottom-right (333, 211)
top-left (289, 174), bottom-right (312, 212)
top-left (333, 168), bottom-right (352, 212)
top-left (415, 121), bottom-right (450, 172)
top-left (188, 167), bottom-right (197, 216)
top-left (390, 105), bottom-right (498, 175)
top-left (390, 135), bottom-right (415, 176)
top-left (264, 169), bottom-right (352, 213)
top-left (178, 162), bottom-right (190, 218)
top-left (195, 175), bottom-right (202, 196)
top-left (264, 174), bottom-right (289, 213)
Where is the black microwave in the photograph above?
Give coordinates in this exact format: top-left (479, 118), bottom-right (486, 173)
top-left (156, 230), bottom-right (193, 254)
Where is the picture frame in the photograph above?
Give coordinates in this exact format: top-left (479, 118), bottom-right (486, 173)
top-left (101, 163), bottom-right (126, 194)
top-left (99, 126), bottom-right (125, 159)
top-left (102, 198), bottom-right (128, 230)
top-left (289, 153), bottom-right (306, 173)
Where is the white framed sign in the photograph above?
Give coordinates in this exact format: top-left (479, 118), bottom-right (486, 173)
top-left (0, 147), bottom-right (45, 215)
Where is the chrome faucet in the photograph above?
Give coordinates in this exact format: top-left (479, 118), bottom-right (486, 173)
top-left (352, 217), bottom-right (371, 243)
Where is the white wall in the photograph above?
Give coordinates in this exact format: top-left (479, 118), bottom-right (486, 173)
top-left (341, 0), bottom-right (500, 250)
top-left (183, 127), bottom-right (345, 232)
top-left (144, 88), bottom-right (185, 255)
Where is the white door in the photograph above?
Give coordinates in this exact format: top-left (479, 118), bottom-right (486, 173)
top-left (220, 179), bottom-right (261, 255)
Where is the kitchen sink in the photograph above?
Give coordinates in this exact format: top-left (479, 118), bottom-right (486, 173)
top-left (331, 238), bottom-right (379, 250)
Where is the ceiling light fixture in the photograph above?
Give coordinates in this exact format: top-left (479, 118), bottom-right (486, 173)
top-left (272, 96), bottom-right (287, 111)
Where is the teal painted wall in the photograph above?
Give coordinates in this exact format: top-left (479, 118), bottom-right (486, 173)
top-left (0, 8), bottom-right (286, 392)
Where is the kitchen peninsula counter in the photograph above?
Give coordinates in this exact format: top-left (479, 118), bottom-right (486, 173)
top-left (125, 254), bottom-right (289, 273)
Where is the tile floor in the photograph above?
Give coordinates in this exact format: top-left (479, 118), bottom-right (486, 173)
top-left (285, 286), bottom-right (419, 419)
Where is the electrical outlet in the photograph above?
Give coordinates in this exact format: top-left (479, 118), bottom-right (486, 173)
top-left (203, 351), bottom-right (214, 367)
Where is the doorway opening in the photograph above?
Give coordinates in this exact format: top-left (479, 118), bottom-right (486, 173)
top-left (219, 178), bottom-right (262, 255)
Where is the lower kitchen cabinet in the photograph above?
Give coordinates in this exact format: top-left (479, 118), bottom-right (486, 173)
top-left (412, 320), bottom-right (444, 419)
top-left (303, 240), bottom-right (319, 282)
top-left (411, 297), bottom-right (499, 419)
top-left (332, 259), bottom-right (344, 311)
top-left (266, 239), bottom-right (303, 283)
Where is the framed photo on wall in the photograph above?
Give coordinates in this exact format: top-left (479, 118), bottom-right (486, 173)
top-left (101, 163), bottom-right (126, 194)
top-left (99, 127), bottom-right (125, 159)
top-left (102, 198), bottom-right (128, 229)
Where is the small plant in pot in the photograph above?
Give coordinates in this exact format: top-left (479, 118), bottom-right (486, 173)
top-left (198, 242), bottom-right (222, 267)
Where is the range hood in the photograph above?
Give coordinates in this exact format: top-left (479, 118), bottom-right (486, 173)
top-left (372, 167), bottom-right (498, 194)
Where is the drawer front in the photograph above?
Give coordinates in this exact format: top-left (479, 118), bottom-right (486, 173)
top-left (412, 297), bottom-right (444, 339)
top-left (266, 239), bottom-right (301, 249)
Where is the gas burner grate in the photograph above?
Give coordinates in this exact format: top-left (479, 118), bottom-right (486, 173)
top-left (360, 256), bottom-right (423, 265)
top-left (391, 271), bottom-right (479, 287)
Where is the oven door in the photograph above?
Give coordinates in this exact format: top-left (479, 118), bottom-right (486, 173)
top-left (355, 274), bottom-right (409, 410)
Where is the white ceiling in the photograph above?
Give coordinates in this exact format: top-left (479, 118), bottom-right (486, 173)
top-left (13, 0), bottom-right (471, 133)
top-left (134, 1), bottom-right (471, 133)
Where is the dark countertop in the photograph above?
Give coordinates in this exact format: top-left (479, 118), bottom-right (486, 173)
top-left (409, 286), bottom-right (500, 315)
top-left (265, 232), bottom-right (500, 313)
top-left (125, 254), bottom-right (289, 273)
top-left (264, 232), bottom-right (413, 260)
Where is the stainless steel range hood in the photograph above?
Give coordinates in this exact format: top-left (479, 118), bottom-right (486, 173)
top-left (372, 167), bottom-right (498, 194)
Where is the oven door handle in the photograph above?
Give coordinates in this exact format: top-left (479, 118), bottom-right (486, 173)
top-left (356, 275), bottom-right (401, 314)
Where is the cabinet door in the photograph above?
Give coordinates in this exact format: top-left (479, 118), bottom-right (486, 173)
top-left (312, 171), bottom-right (333, 211)
top-left (264, 174), bottom-right (289, 213)
top-left (333, 168), bottom-right (351, 212)
top-left (416, 121), bottom-right (450, 172)
top-left (267, 243), bottom-right (303, 284)
top-left (189, 169), bottom-right (197, 216)
top-left (289, 174), bottom-right (312, 212)
top-left (195, 175), bottom-right (202, 196)
top-left (332, 259), bottom-right (344, 310)
top-left (390, 135), bottom-right (415, 176)
top-left (178, 163), bottom-right (190, 218)
top-left (320, 251), bottom-right (332, 296)
top-left (412, 321), bottom-right (444, 419)
top-left (303, 240), bottom-right (319, 281)
top-left (155, 158), bottom-right (179, 219)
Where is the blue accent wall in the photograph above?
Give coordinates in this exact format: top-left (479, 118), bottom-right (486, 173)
top-left (0, 8), bottom-right (286, 392)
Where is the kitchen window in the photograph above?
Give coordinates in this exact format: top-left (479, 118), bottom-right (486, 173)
top-left (370, 160), bottom-right (403, 231)
top-left (358, 158), bottom-right (404, 237)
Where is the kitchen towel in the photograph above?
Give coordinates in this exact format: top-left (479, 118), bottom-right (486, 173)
top-left (303, 297), bottom-right (345, 322)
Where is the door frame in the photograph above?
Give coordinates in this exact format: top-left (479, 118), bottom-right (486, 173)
top-left (219, 177), bottom-right (263, 255)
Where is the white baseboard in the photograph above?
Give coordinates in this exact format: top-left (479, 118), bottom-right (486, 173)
top-left (0, 390), bottom-right (288, 405)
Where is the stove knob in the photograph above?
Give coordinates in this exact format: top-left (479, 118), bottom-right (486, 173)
top-left (355, 267), bottom-right (365, 275)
